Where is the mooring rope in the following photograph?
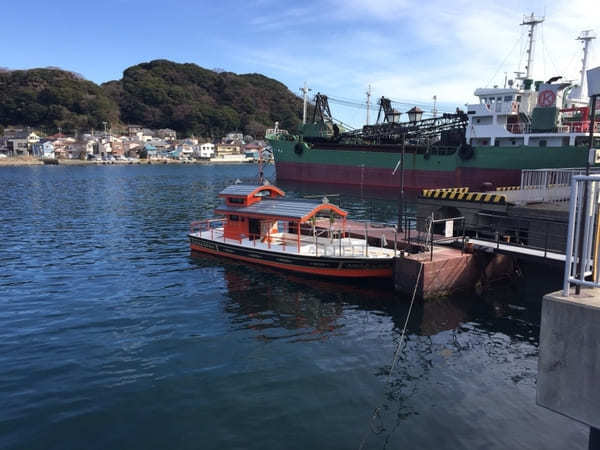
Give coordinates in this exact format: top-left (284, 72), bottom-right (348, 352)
top-left (358, 263), bottom-right (425, 449)
top-left (358, 219), bottom-right (432, 449)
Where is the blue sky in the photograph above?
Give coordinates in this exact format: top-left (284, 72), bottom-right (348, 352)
top-left (2, 0), bottom-right (599, 127)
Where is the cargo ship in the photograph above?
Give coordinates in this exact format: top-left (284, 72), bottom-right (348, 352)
top-left (267, 17), bottom-right (600, 190)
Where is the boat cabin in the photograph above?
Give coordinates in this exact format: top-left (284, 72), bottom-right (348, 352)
top-left (215, 184), bottom-right (348, 249)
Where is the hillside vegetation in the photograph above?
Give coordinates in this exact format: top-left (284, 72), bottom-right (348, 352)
top-left (0, 60), bottom-right (303, 137)
top-left (0, 68), bottom-right (119, 132)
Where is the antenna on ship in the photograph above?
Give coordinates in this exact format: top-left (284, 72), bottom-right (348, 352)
top-left (521, 13), bottom-right (544, 78)
top-left (366, 85), bottom-right (372, 125)
top-left (300, 82), bottom-right (312, 125)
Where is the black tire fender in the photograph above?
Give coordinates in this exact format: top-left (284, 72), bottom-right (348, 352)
top-left (458, 143), bottom-right (474, 160)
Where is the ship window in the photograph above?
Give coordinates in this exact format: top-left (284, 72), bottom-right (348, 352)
top-left (228, 197), bottom-right (244, 204)
top-left (476, 119), bottom-right (481, 123)
top-left (539, 140), bottom-right (547, 147)
top-left (516, 95), bottom-right (522, 102)
top-left (504, 96), bottom-right (513, 102)
top-left (496, 97), bottom-right (502, 101)
top-left (511, 140), bottom-right (516, 145)
top-left (494, 140), bottom-right (500, 147)
top-left (229, 215), bottom-right (239, 221)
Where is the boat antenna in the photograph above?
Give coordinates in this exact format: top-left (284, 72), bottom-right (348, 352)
top-left (521, 13), bottom-right (544, 79)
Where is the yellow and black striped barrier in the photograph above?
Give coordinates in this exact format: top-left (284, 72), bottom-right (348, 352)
top-left (420, 189), bottom-right (507, 204)
top-left (496, 186), bottom-right (520, 191)
top-left (421, 187), bottom-right (469, 197)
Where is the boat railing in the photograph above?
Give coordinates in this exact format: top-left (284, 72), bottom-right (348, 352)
top-left (190, 218), bottom-right (226, 234)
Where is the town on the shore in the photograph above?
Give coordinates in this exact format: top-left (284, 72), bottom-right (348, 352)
top-left (0, 125), bottom-right (273, 163)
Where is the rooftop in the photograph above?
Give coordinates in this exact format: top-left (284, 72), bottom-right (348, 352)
top-left (215, 198), bottom-right (346, 221)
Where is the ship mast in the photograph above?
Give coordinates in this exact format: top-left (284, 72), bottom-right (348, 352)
top-left (300, 82), bottom-right (312, 125)
top-left (577, 30), bottom-right (596, 98)
top-left (521, 13), bottom-right (544, 79)
top-left (366, 84), bottom-right (372, 125)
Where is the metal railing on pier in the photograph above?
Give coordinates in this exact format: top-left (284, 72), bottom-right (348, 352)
top-left (513, 168), bottom-right (600, 204)
top-left (563, 175), bottom-right (600, 294)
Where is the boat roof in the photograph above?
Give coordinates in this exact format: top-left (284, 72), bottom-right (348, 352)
top-left (215, 198), bottom-right (347, 222)
top-left (219, 184), bottom-right (284, 198)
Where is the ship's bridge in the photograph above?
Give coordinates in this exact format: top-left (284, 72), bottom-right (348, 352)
top-left (469, 88), bottom-right (523, 117)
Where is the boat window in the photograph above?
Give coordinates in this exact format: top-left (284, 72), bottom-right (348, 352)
top-left (511, 140), bottom-right (516, 145)
top-left (229, 215), bottom-right (240, 221)
top-left (539, 140), bottom-right (547, 147)
top-left (496, 97), bottom-right (502, 102)
top-left (504, 96), bottom-right (513, 102)
top-left (228, 197), bottom-right (244, 204)
top-left (494, 140), bottom-right (500, 147)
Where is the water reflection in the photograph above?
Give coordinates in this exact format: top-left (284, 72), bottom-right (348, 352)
top-left (189, 251), bottom-right (540, 340)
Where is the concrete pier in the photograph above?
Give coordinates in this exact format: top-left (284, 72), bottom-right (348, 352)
top-left (393, 247), bottom-right (515, 299)
top-left (537, 289), bottom-right (600, 448)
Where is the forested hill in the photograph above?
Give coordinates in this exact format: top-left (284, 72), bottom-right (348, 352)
top-left (0, 60), bottom-right (303, 137)
top-left (0, 68), bottom-right (120, 132)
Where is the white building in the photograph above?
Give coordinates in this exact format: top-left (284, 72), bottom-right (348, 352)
top-left (195, 143), bottom-right (215, 159)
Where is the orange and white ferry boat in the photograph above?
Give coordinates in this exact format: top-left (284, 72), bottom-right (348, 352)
top-left (189, 184), bottom-right (396, 278)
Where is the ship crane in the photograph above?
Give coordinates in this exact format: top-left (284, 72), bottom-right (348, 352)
top-left (347, 110), bottom-right (469, 146)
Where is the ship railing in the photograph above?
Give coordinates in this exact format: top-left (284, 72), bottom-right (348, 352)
top-left (563, 175), bottom-right (600, 295)
top-left (265, 128), bottom-right (289, 139)
top-left (505, 123), bottom-right (531, 134)
top-left (507, 120), bottom-right (599, 135)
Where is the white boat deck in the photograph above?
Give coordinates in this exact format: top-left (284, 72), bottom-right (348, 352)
top-left (192, 229), bottom-right (397, 259)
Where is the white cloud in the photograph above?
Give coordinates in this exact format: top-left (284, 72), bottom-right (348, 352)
top-left (237, 0), bottom-right (600, 126)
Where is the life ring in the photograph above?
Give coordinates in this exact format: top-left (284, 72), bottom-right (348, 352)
top-left (458, 143), bottom-right (474, 160)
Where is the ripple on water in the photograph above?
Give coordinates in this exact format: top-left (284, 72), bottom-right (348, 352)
top-left (0, 165), bottom-right (587, 450)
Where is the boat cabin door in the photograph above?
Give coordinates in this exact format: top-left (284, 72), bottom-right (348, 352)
top-left (248, 218), bottom-right (261, 239)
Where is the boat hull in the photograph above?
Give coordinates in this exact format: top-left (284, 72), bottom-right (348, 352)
top-left (269, 139), bottom-right (592, 190)
top-left (189, 235), bottom-right (393, 278)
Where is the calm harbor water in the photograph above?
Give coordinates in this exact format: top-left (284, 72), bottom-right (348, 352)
top-left (0, 164), bottom-right (587, 449)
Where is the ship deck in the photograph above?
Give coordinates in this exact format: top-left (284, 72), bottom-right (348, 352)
top-left (190, 229), bottom-right (397, 259)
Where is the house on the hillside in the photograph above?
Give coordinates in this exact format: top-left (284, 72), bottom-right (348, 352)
top-left (31, 141), bottom-right (55, 158)
top-left (157, 128), bottom-right (177, 141)
top-left (196, 142), bottom-right (215, 159)
top-left (216, 143), bottom-right (241, 156)
top-left (6, 131), bottom-right (40, 155)
top-left (128, 125), bottom-right (143, 137)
